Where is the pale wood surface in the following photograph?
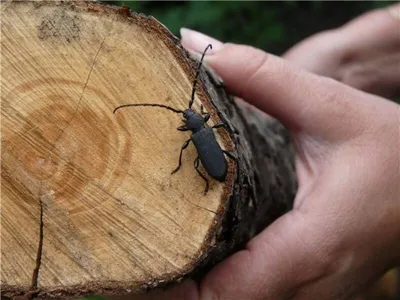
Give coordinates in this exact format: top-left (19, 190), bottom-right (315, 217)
top-left (1, 1), bottom-right (234, 294)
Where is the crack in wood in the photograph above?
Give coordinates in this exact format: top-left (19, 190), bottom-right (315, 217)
top-left (31, 197), bottom-right (44, 289)
top-left (54, 36), bottom-right (106, 144)
top-left (184, 199), bottom-right (217, 215)
top-left (25, 35), bottom-right (107, 297)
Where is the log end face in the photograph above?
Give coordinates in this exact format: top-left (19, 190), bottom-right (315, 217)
top-left (1, 1), bottom-right (237, 297)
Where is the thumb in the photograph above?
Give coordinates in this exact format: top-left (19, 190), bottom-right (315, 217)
top-left (198, 210), bottom-right (335, 300)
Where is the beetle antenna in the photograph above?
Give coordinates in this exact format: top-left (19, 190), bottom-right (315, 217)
top-left (188, 44), bottom-right (212, 109)
top-left (113, 103), bottom-right (183, 114)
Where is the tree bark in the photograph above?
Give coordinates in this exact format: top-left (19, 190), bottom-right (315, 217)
top-left (0, 1), bottom-right (296, 299)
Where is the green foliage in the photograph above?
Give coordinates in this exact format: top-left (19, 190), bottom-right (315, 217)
top-left (102, 1), bottom-right (391, 55)
top-left (81, 296), bottom-right (105, 300)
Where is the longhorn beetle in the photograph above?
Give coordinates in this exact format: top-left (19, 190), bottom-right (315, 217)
top-left (113, 44), bottom-right (235, 194)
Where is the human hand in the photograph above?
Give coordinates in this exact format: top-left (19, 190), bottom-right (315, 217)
top-left (166, 30), bottom-right (399, 299)
top-left (283, 3), bottom-right (400, 99)
top-left (111, 25), bottom-right (399, 300)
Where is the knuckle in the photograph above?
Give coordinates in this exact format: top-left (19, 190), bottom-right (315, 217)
top-left (223, 43), bottom-right (270, 79)
top-left (244, 47), bottom-right (270, 80)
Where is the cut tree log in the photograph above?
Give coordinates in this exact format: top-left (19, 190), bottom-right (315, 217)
top-left (0, 1), bottom-right (296, 299)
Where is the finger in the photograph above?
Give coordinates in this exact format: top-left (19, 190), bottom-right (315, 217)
top-left (340, 52), bottom-right (400, 99)
top-left (282, 30), bottom-right (344, 77)
top-left (283, 4), bottom-right (400, 76)
top-left (180, 28), bottom-right (223, 54)
top-left (207, 43), bottom-right (376, 139)
top-left (180, 29), bottom-right (369, 135)
top-left (198, 210), bottom-right (336, 300)
top-left (388, 3), bottom-right (400, 21)
top-left (340, 3), bottom-right (400, 52)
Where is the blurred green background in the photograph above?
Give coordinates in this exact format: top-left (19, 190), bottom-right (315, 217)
top-left (102, 1), bottom-right (392, 55)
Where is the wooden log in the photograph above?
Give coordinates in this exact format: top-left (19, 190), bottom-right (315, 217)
top-left (0, 1), bottom-right (296, 299)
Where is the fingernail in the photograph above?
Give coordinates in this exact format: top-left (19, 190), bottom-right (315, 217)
top-left (388, 3), bottom-right (400, 21)
top-left (180, 28), bottom-right (224, 54)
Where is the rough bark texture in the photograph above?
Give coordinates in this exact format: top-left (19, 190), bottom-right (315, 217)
top-left (192, 71), bottom-right (297, 275)
top-left (1, 1), bottom-right (295, 299)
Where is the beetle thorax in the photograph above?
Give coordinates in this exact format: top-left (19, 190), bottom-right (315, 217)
top-left (183, 109), bottom-right (204, 132)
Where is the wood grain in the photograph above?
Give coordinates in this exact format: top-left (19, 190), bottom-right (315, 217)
top-left (1, 1), bottom-right (235, 296)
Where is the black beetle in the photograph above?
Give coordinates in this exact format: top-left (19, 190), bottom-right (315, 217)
top-left (113, 44), bottom-right (235, 194)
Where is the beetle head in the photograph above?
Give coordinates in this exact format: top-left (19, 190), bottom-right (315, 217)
top-left (183, 109), bottom-right (195, 119)
top-left (183, 109), bottom-right (204, 131)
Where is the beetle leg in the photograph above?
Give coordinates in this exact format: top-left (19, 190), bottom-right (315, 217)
top-left (200, 104), bottom-right (209, 115)
top-left (223, 150), bottom-right (236, 161)
top-left (177, 125), bottom-right (189, 131)
top-left (194, 156), bottom-right (209, 195)
top-left (212, 122), bottom-right (226, 129)
top-left (200, 105), bottom-right (211, 122)
top-left (171, 138), bottom-right (191, 174)
top-left (212, 121), bottom-right (239, 135)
